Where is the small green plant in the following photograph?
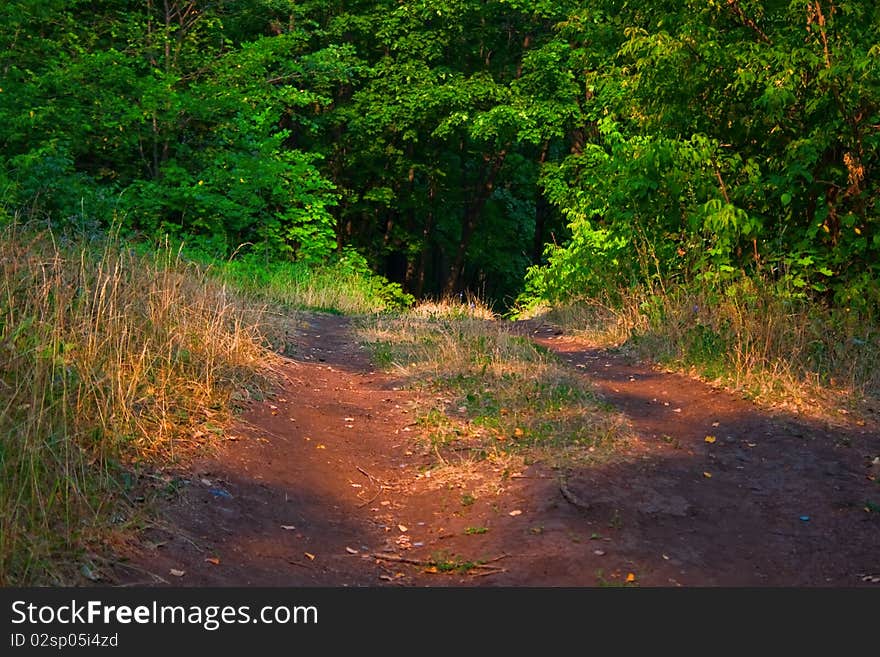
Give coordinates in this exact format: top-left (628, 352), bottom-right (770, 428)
top-left (595, 570), bottom-right (624, 588)
top-left (428, 551), bottom-right (481, 574)
top-left (595, 569), bottom-right (638, 587)
top-left (461, 493), bottom-right (476, 507)
top-left (464, 526), bottom-right (489, 535)
top-left (608, 509), bottom-right (623, 529)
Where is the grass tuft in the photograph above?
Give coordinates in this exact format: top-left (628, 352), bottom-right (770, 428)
top-left (358, 309), bottom-right (630, 468)
top-left (0, 223), bottom-right (276, 584)
top-left (213, 254), bottom-right (413, 315)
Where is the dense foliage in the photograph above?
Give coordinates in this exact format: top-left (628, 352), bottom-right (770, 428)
top-left (1, 1), bottom-right (878, 308)
top-left (524, 1), bottom-right (880, 314)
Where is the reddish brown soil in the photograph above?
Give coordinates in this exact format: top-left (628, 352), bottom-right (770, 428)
top-left (119, 314), bottom-right (879, 587)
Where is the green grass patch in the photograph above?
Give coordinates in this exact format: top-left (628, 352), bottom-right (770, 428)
top-left (427, 551), bottom-right (483, 574)
top-left (211, 252), bottom-right (413, 315)
top-left (357, 311), bottom-right (629, 466)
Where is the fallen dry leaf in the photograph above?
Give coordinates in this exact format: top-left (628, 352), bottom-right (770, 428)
top-left (205, 557), bottom-right (220, 565)
top-left (509, 509), bottom-right (522, 516)
top-left (316, 444), bottom-right (326, 449)
top-left (513, 427), bottom-right (524, 438)
top-left (345, 547), bottom-right (359, 555)
top-left (398, 524), bottom-right (408, 532)
top-left (424, 566), bottom-right (439, 574)
top-left (281, 525), bottom-right (296, 531)
top-left (703, 471), bottom-right (713, 478)
top-left (169, 569), bottom-right (185, 577)
top-left (304, 552), bottom-right (316, 561)
top-left (626, 573), bottom-right (636, 583)
top-left (705, 435), bottom-right (717, 444)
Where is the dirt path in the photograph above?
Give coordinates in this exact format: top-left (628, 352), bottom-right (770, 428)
top-left (122, 314), bottom-right (879, 586)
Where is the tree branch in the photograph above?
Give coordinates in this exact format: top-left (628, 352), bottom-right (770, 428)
top-left (725, 0), bottom-right (771, 44)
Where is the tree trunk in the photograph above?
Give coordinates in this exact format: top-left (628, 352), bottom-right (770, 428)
top-left (442, 150), bottom-right (507, 296)
top-left (532, 141), bottom-right (550, 262)
top-left (414, 178), bottom-right (436, 298)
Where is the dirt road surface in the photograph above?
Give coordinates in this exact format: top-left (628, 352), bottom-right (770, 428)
top-left (120, 314), bottom-right (879, 587)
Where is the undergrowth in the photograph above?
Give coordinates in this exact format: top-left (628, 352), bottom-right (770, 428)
top-left (211, 250), bottom-right (414, 315)
top-left (517, 279), bottom-right (880, 422)
top-left (0, 223), bottom-right (276, 584)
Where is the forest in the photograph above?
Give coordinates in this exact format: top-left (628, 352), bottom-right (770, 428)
top-left (1, 1), bottom-right (878, 588)
top-left (3, 0), bottom-right (877, 307)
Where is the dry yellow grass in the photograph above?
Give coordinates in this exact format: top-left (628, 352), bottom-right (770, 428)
top-left (358, 312), bottom-right (630, 472)
top-left (408, 295), bottom-right (497, 321)
top-left (522, 281), bottom-right (880, 424)
top-left (0, 224), bottom-right (277, 584)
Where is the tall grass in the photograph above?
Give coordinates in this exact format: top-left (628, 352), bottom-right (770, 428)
top-left (522, 279), bottom-right (880, 419)
top-left (214, 255), bottom-right (413, 315)
top-left (408, 293), bottom-right (497, 321)
top-left (0, 224), bottom-right (274, 584)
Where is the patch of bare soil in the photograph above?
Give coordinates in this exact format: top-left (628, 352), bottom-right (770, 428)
top-left (119, 314), bottom-right (879, 586)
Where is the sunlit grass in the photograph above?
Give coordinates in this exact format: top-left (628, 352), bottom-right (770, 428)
top-left (408, 294), bottom-right (497, 321)
top-left (521, 281), bottom-right (880, 422)
top-left (214, 256), bottom-right (413, 315)
top-left (358, 310), bottom-right (630, 468)
top-left (0, 223), bottom-right (277, 584)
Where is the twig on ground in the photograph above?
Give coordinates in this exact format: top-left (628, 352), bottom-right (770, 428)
top-left (482, 553), bottom-right (510, 564)
top-left (559, 476), bottom-right (591, 511)
top-left (147, 521), bottom-right (205, 553)
top-left (357, 465), bottom-right (386, 485)
top-left (102, 560), bottom-right (170, 585)
top-left (369, 553), bottom-right (509, 571)
top-left (356, 486), bottom-right (386, 509)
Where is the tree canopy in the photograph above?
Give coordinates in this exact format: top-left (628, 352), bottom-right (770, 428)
top-left (2, 1), bottom-right (878, 309)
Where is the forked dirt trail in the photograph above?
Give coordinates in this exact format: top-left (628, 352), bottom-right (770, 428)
top-left (126, 314), bottom-right (879, 586)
